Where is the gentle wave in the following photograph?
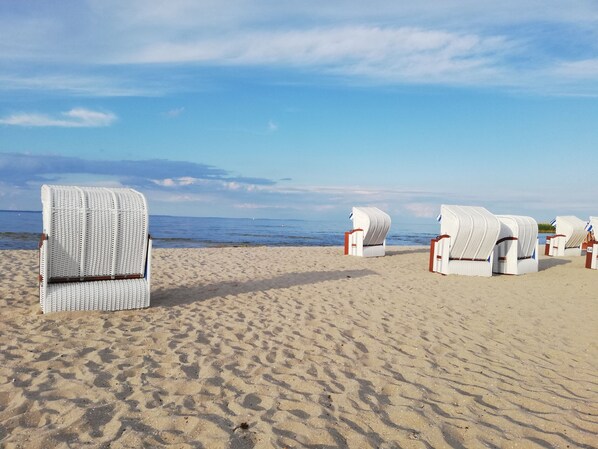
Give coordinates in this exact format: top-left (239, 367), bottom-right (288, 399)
top-left (0, 232), bottom-right (40, 250)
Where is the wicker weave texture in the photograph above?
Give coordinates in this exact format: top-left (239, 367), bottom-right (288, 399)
top-left (43, 279), bottom-right (150, 313)
top-left (39, 237), bottom-right (47, 308)
top-left (42, 185), bottom-right (148, 279)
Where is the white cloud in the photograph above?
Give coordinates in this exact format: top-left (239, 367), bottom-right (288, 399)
top-left (554, 59), bottom-right (598, 78)
top-left (124, 26), bottom-right (509, 84)
top-left (152, 177), bottom-right (211, 187)
top-left (0, 108), bottom-right (117, 127)
top-left (0, 74), bottom-right (158, 97)
top-left (153, 178), bottom-right (177, 187)
top-left (2, 1), bottom-right (598, 94)
top-left (234, 202), bottom-right (288, 210)
top-left (85, 1), bottom-right (598, 35)
top-left (151, 177), bottom-right (260, 191)
top-left (404, 203), bottom-right (439, 218)
top-left (165, 107), bottom-right (185, 117)
top-left (267, 120), bottom-right (278, 132)
top-left (1, 149), bottom-right (595, 220)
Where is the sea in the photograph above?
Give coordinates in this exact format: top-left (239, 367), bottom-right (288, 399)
top-left (0, 210), bottom-right (444, 250)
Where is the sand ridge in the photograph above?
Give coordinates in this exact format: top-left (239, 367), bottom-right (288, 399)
top-left (0, 247), bottom-right (597, 448)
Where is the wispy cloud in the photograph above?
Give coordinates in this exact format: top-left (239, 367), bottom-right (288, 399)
top-left (124, 26), bottom-right (510, 85)
top-left (404, 203), bottom-right (439, 218)
top-left (0, 151), bottom-right (594, 220)
top-left (267, 120), bottom-right (278, 132)
top-left (1, 2), bottom-right (598, 95)
top-left (0, 152), bottom-right (272, 187)
top-left (554, 59), bottom-right (598, 78)
top-left (81, 1), bottom-right (598, 39)
top-left (0, 108), bottom-right (117, 127)
top-left (0, 73), bottom-right (160, 97)
top-left (0, 152), bottom-right (439, 216)
top-left (164, 107), bottom-right (185, 118)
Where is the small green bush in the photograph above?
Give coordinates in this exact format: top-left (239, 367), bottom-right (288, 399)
top-left (538, 223), bottom-right (556, 233)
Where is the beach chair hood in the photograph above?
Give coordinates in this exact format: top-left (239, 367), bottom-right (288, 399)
top-left (41, 185), bottom-right (149, 280)
top-left (496, 215), bottom-right (538, 259)
top-left (440, 205), bottom-right (500, 261)
top-left (350, 207), bottom-right (391, 246)
top-left (553, 216), bottom-right (587, 249)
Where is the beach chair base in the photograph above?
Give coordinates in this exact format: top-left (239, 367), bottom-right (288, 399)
top-left (545, 235), bottom-right (583, 257)
top-left (493, 239), bottom-right (539, 275)
top-left (430, 236), bottom-right (493, 277)
top-left (41, 278), bottom-right (150, 313)
top-left (586, 242), bottom-right (598, 269)
top-left (344, 229), bottom-right (386, 257)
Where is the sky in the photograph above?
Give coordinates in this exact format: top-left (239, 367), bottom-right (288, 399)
top-left (1, 1), bottom-right (597, 226)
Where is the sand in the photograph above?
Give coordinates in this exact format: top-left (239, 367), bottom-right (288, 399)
top-left (0, 246), bottom-right (597, 448)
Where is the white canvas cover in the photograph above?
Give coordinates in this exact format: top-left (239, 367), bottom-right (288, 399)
top-left (554, 216), bottom-right (587, 249)
top-left (350, 207), bottom-right (391, 247)
top-left (494, 215), bottom-right (539, 275)
top-left (430, 205), bottom-right (500, 277)
top-left (497, 215), bottom-right (538, 259)
top-left (440, 205), bottom-right (500, 261)
top-left (39, 185), bottom-right (151, 313)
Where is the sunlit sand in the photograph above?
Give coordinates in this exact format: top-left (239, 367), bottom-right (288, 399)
top-left (0, 247), bottom-right (596, 448)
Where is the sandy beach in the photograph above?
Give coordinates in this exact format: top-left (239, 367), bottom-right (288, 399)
top-left (0, 246), bottom-right (597, 448)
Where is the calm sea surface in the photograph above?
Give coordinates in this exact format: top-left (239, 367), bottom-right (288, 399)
top-left (0, 210), bottom-right (442, 250)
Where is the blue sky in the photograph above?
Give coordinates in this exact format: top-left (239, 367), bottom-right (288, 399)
top-left (1, 1), bottom-right (597, 225)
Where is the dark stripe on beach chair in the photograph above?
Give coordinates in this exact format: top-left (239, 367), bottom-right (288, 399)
top-left (48, 273), bottom-right (143, 284)
top-left (496, 236), bottom-right (518, 245)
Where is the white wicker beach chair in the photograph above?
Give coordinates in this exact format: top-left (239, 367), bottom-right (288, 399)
top-left (429, 205), bottom-right (500, 277)
top-left (544, 216), bottom-right (586, 257)
top-left (493, 215), bottom-right (539, 275)
top-left (39, 185), bottom-right (152, 313)
top-left (344, 207), bottom-right (391, 257)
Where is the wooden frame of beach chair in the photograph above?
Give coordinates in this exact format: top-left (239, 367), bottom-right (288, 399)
top-left (544, 216), bottom-right (586, 257)
top-left (429, 205), bottom-right (500, 277)
top-left (585, 241), bottom-right (598, 269)
top-left (587, 217), bottom-right (597, 242)
top-left (344, 207), bottom-right (391, 257)
top-left (493, 215), bottom-right (539, 275)
top-left (39, 185), bottom-right (152, 313)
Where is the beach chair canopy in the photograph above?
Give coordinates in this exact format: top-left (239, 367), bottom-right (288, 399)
top-left (439, 205), bottom-right (500, 261)
top-left (350, 207), bottom-right (391, 246)
top-left (587, 216), bottom-right (598, 234)
top-left (41, 185), bottom-right (149, 281)
top-left (554, 216), bottom-right (587, 249)
top-left (497, 215), bottom-right (538, 259)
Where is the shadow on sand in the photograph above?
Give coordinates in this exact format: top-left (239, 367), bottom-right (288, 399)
top-left (152, 268), bottom-right (378, 308)
top-left (386, 247), bottom-right (429, 256)
top-left (539, 257), bottom-right (572, 271)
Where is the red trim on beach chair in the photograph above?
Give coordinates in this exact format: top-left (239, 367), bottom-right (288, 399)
top-left (344, 229), bottom-right (363, 255)
top-left (429, 234), bottom-right (450, 272)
